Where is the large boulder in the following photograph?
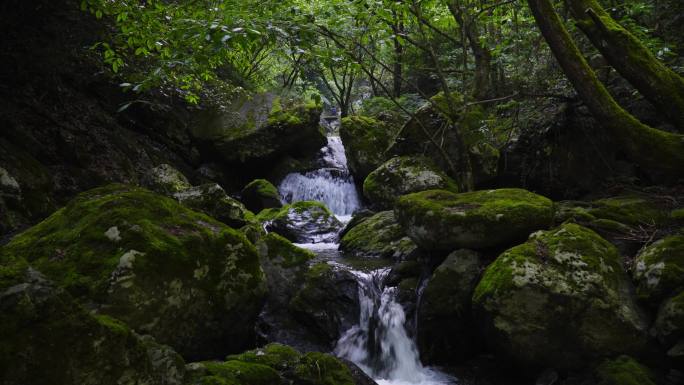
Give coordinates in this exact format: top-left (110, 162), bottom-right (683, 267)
top-left (257, 201), bottom-right (343, 243)
top-left (141, 163), bottom-right (192, 195)
top-left (632, 234), bottom-right (684, 303)
top-left (192, 96), bottom-right (326, 168)
top-left (417, 249), bottom-right (482, 364)
top-left (289, 263), bottom-right (360, 347)
top-left (186, 343), bottom-right (366, 385)
top-left (241, 178), bottom-right (282, 213)
top-left (0, 184), bottom-right (267, 360)
top-left (0, 268), bottom-right (186, 385)
top-left (339, 211), bottom-right (418, 261)
top-left (173, 182), bottom-right (254, 228)
top-left (472, 223), bottom-right (649, 370)
top-left (340, 116), bottom-right (395, 181)
top-left (594, 355), bottom-right (656, 385)
top-left (395, 188), bottom-right (554, 251)
top-left (654, 291), bottom-right (684, 350)
top-left (363, 156), bottom-right (458, 210)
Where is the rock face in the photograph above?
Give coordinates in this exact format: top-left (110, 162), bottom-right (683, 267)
top-left (141, 164), bottom-right (192, 195)
top-left (173, 182), bottom-right (254, 228)
top-left (0, 184), bottom-right (267, 360)
top-left (257, 201), bottom-right (343, 243)
top-left (395, 188), bottom-right (554, 251)
top-left (0, 268), bottom-right (186, 385)
top-left (472, 223), bottom-right (648, 370)
top-left (192, 97), bottom-right (326, 169)
top-left (417, 249), bottom-right (482, 364)
top-left (363, 156), bottom-right (458, 210)
top-left (339, 211), bottom-right (418, 260)
top-left (340, 116), bottom-right (395, 181)
top-left (289, 263), bottom-right (360, 347)
top-left (241, 178), bottom-right (282, 213)
top-left (632, 234), bottom-right (684, 303)
top-left (186, 343), bottom-right (364, 385)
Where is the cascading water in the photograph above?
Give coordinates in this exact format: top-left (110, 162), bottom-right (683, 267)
top-left (278, 113), bottom-right (455, 385)
top-left (335, 269), bottom-right (454, 385)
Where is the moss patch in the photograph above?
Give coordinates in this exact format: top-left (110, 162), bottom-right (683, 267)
top-left (633, 234), bottom-right (684, 303)
top-left (595, 355), bottom-right (656, 385)
top-left (339, 211), bottom-right (417, 260)
top-left (340, 115), bottom-right (396, 180)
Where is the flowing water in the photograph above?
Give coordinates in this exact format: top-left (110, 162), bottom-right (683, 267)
top-left (278, 118), bottom-right (456, 385)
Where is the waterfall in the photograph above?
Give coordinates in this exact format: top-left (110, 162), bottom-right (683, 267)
top-left (335, 269), bottom-right (454, 385)
top-left (278, 136), bottom-right (361, 220)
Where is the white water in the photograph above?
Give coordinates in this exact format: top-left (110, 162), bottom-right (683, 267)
top-left (334, 269), bottom-right (455, 385)
top-left (279, 136), bottom-right (361, 218)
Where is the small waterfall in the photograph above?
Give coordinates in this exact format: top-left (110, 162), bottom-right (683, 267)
top-left (335, 269), bottom-right (454, 385)
top-left (279, 136), bottom-right (361, 220)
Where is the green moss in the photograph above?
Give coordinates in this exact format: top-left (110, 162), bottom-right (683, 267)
top-left (430, 91), bottom-right (464, 121)
top-left (243, 179), bottom-right (279, 200)
top-left (258, 233), bottom-right (315, 268)
top-left (589, 195), bottom-right (671, 227)
top-left (595, 355), bottom-right (655, 385)
top-left (93, 314), bottom-right (130, 336)
top-left (340, 115), bottom-right (395, 179)
top-left (633, 234), bottom-right (684, 302)
top-left (362, 156), bottom-right (458, 209)
top-left (395, 188), bottom-right (554, 250)
top-left (226, 343), bottom-right (301, 369)
top-left (339, 211), bottom-right (417, 259)
top-left (294, 352), bottom-right (355, 385)
top-left (200, 360), bottom-right (282, 385)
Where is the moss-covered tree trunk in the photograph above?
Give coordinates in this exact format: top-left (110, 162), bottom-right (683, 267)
top-left (527, 0), bottom-right (684, 180)
top-left (566, 0), bottom-right (684, 130)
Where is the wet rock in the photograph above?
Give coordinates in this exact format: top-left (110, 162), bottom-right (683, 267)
top-left (395, 188), bottom-right (554, 251)
top-left (186, 343), bottom-right (363, 385)
top-left (241, 178), bottom-right (282, 212)
top-left (257, 201), bottom-right (343, 243)
top-left (0, 184), bottom-right (267, 360)
top-left (473, 223), bottom-right (649, 370)
top-left (141, 163), bottom-right (192, 195)
top-left (363, 156), bottom-right (458, 210)
top-left (0, 268), bottom-right (186, 385)
top-left (340, 115), bottom-right (395, 182)
top-left (289, 263), bottom-right (360, 347)
top-left (340, 211), bottom-right (418, 260)
top-left (633, 233), bottom-right (684, 303)
top-left (174, 182), bottom-right (254, 228)
top-left (417, 249), bottom-right (482, 364)
top-left (594, 355), bottom-right (656, 385)
top-left (339, 209), bottom-right (375, 239)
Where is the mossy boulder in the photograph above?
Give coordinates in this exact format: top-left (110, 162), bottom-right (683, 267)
top-left (654, 291), bottom-right (684, 348)
top-left (174, 183), bottom-right (255, 228)
top-left (595, 355), bottom-right (656, 385)
top-left (395, 188), bottom-right (554, 251)
top-left (141, 163), bottom-right (192, 195)
top-left (289, 263), bottom-right (360, 347)
top-left (186, 343), bottom-right (358, 385)
top-left (472, 223), bottom-right (648, 370)
top-left (339, 211), bottom-right (418, 260)
top-left (340, 115), bottom-right (395, 181)
top-left (417, 249), bottom-right (482, 364)
top-left (241, 179), bottom-right (282, 213)
top-left (633, 234), bottom-right (684, 303)
top-left (192, 96), bottom-right (326, 167)
top-left (257, 201), bottom-right (343, 243)
top-left (362, 156), bottom-right (458, 210)
top-left (0, 268), bottom-right (186, 385)
top-left (0, 184), bottom-right (267, 360)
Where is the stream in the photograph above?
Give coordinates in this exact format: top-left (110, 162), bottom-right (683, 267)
top-left (277, 119), bottom-right (456, 385)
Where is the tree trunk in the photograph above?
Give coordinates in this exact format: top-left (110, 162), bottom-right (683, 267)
top-left (527, 0), bottom-right (684, 180)
top-left (390, 14), bottom-right (404, 98)
top-left (566, 0), bottom-right (684, 129)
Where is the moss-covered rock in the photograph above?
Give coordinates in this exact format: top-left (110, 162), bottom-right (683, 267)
top-left (339, 211), bottom-right (418, 260)
top-left (362, 156), bottom-right (458, 210)
top-left (0, 184), bottom-right (267, 360)
top-left (174, 183), bottom-right (255, 228)
top-left (0, 268), bottom-right (186, 385)
top-left (654, 291), bottom-right (684, 348)
top-left (633, 234), bottom-right (684, 303)
top-left (395, 188), bottom-right (554, 251)
top-left (141, 163), bottom-right (192, 195)
top-left (289, 263), bottom-right (360, 347)
top-left (192, 96), bottom-right (326, 167)
top-left (417, 249), bottom-right (481, 364)
top-left (339, 115), bottom-right (395, 181)
top-left (186, 344), bottom-right (357, 385)
top-left (257, 201), bottom-right (343, 243)
top-left (595, 355), bottom-right (656, 385)
top-left (241, 179), bottom-right (282, 213)
top-left (472, 223), bottom-right (648, 370)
